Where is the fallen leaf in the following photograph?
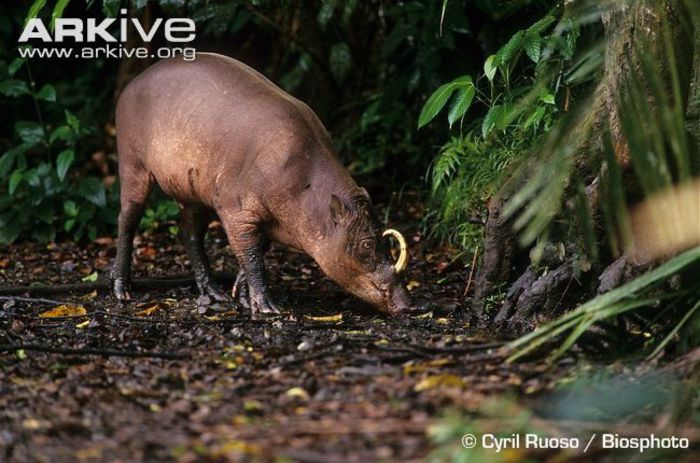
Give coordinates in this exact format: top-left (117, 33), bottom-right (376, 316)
top-left (75, 320), bottom-right (90, 329)
top-left (211, 440), bottom-right (261, 456)
top-left (407, 280), bottom-right (421, 290)
top-left (134, 301), bottom-right (168, 317)
top-left (403, 358), bottom-right (453, 375)
top-left (75, 446), bottom-right (103, 460)
top-left (135, 304), bottom-right (161, 317)
top-left (414, 374), bottom-right (466, 392)
top-left (284, 387), bottom-right (310, 401)
top-left (81, 271), bottom-right (98, 282)
top-left (39, 304), bottom-right (87, 318)
top-left (22, 418), bottom-right (49, 430)
top-left (79, 290), bottom-right (98, 301)
top-left (243, 400), bottom-right (263, 413)
top-left (303, 313), bottom-right (343, 322)
top-left (414, 310), bottom-right (433, 318)
top-left (140, 246), bottom-right (157, 259)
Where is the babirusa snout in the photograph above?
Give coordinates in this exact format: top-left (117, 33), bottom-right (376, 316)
top-left (382, 228), bottom-right (408, 273)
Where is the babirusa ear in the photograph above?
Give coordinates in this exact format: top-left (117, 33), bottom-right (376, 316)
top-left (330, 194), bottom-right (349, 224)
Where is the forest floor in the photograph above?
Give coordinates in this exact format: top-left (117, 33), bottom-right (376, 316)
top-left (0, 212), bottom-right (697, 462)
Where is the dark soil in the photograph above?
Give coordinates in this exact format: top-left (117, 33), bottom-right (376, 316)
top-left (0, 220), bottom-right (600, 462)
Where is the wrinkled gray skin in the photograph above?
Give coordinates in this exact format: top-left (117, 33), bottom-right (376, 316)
top-left (112, 53), bottom-right (418, 316)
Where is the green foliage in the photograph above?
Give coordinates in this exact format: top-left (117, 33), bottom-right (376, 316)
top-left (0, 48), bottom-right (116, 242)
top-left (426, 134), bottom-right (518, 250)
top-left (421, 6), bottom-right (579, 250)
top-left (418, 76), bottom-right (474, 129)
top-left (140, 199), bottom-right (180, 234)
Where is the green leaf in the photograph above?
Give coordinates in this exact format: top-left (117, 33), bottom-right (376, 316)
top-left (523, 106), bottom-right (546, 129)
top-left (15, 121), bottom-right (44, 144)
top-left (9, 170), bottom-right (23, 195)
top-left (341, 0), bottom-right (357, 24)
top-left (447, 85), bottom-right (475, 128)
top-left (24, 168), bottom-right (40, 187)
top-left (0, 151), bottom-right (17, 179)
top-left (0, 79), bottom-right (30, 97)
top-left (8, 58), bottom-right (25, 77)
top-left (496, 30), bottom-right (525, 65)
top-left (50, 0), bottom-right (71, 30)
top-left (56, 149), bottom-right (74, 181)
top-left (0, 143), bottom-right (32, 180)
top-left (0, 212), bottom-right (23, 243)
top-left (317, 0), bottom-right (336, 28)
top-left (527, 15), bottom-right (556, 35)
top-left (49, 125), bottom-right (73, 144)
top-left (64, 200), bottom-right (78, 217)
top-left (495, 102), bottom-right (514, 130)
top-left (79, 177), bottom-right (106, 207)
top-left (65, 109), bottom-right (80, 131)
top-left (24, 0), bottom-right (47, 27)
top-left (524, 33), bottom-right (541, 63)
top-left (329, 42), bottom-right (352, 83)
top-left (418, 75), bottom-right (472, 128)
top-left (539, 92), bottom-right (555, 105)
top-left (484, 55), bottom-right (498, 81)
top-left (35, 84), bottom-right (56, 102)
top-left (82, 271), bottom-right (98, 282)
top-left (481, 104), bottom-right (502, 138)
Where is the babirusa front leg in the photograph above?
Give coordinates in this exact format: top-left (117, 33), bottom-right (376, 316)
top-left (219, 210), bottom-right (281, 316)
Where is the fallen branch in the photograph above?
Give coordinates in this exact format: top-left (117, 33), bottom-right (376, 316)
top-left (0, 271), bottom-right (236, 296)
top-left (0, 295), bottom-right (68, 306)
top-left (0, 343), bottom-right (190, 359)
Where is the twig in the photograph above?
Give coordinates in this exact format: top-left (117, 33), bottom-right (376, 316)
top-left (408, 341), bottom-right (503, 355)
top-left (463, 245), bottom-right (479, 297)
top-left (276, 349), bottom-right (334, 366)
top-left (0, 271), bottom-right (235, 296)
top-left (0, 343), bottom-right (190, 359)
top-left (0, 295), bottom-right (68, 306)
top-left (368, 343), bottom-right (432, 358)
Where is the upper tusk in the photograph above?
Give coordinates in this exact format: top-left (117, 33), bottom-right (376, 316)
top-left (382, 228), bottom-right (409, 273)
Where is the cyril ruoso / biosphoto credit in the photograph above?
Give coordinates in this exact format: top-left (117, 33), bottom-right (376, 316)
top-left (0, 1), bottom-right (699, 462)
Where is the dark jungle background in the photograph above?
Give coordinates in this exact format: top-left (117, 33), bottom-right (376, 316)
top-left (1, 0), bottom-right (699, 461)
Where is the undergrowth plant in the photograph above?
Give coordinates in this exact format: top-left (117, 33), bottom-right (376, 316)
top-left (419, 6), bottom-right (587, 251)
top-left (0, 50), bottom-right (117, 242)
top-left (506, 0), bottom-right (700, 360)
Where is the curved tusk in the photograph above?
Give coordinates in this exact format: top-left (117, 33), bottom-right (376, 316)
top-left (382, 228), bottom-right (409, 273)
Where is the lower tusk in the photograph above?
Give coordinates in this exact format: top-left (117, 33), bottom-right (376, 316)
top-left (382, 228), bottom-right (408, 273)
